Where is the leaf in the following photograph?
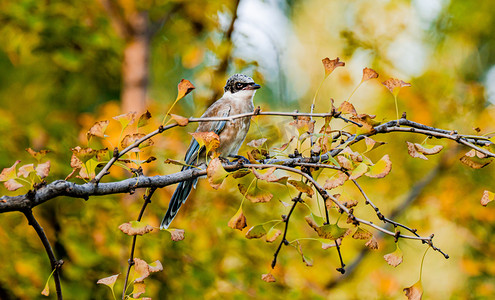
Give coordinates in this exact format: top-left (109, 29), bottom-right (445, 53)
top-left (364, 137), bottom-right (386, 153)
top-left (26, 148), bottom-right (50, 162)
top-left (228, 207), bottom-right (247, 231)
top-left (71, 147), bottom-right (96, 163)
top-left (265, 228), bottom-right (282, 243)
top-left (96, 148), bottom-right (110, 162)
top-left (247, 138), bottom-right (267, 148)
top-left (190, 132), bottom-right (220, 155)
top-left (97, 274), bottom-right (119, 289)
top-left (165, 228), bottom-right (185, 241)
top-left (0, 160), bottom-right (21, 182)
top-left (318, 238), bottom-right (338, 249)
top-left (365, 236), bottom-right (379, 250)
top-left (316, 224), bottom-right (348, 240)
top-left (295, 241), bottom-right (313, 267)
top-left (238, 183), bottom-right (273, 203)
top-left (261, 273), bottom-right (276, 283)
top-left (365, 154), bottom-right (392, 178)
top-left (87, 120), bottom-right (109, 140)
top-left (41, 280), bottom-right (50, 296)
top-left (272, 136), bottom-right (294, 151)
top-left (4, 179), bottom-right (23, 191)
top-left (352, 227), bottom-right (373, 240)
top-left (148, 260), bottom-right (163, 273)
top-left (319, 116), bottom-right (333, 134)
top-left (384, 244), bottom-right (403, 267)
top-left (481, 190), bottom-right (495, 206)
top-left (288, 180), bottom-right (314, 197)
top-left (36, 161), bottom-right (51, 179)
top-left (338, 101), bottom-right (357, 116)
top-left (252, 167), bottom-right (288, 184)
top-left (406, 142), bottom-right (443, 160)
top-left (381, 78), bottom-right (411, 97)
top-left (322, 57), bottom-right (345, 78)
top-left (164, 159), bottom-right (191, 168)
top-left (132, 282), bottom-right (146, 298)
top-left (336, 155), bottom-right (353, 170)
top-left (206, 158), bottom-right (229, 189)
top-left (362, 67), bottom-right (379, 82)
top-left (18, 164), bottom-right (35, 178)
top-left (403, 281), bottom-right (423, 300)
top-left (460, 149), bottom-right (492, 169)
top-left (121, 133), bottom-right (154, 151)
top-left (138, 110), bottom-right (152, 127)
top-left (350, 113), bottom-right (380, 135)
top-left (231, 169), bottom-right (251, 179)
top-left (289, 116), bottom-right (315, 135)
top-left (113, 112), bottom-right (137, 129)
top-left (245, 224), bottom-right (267, 239)
top-left (176, 79), bottom-right (195, 101)
top-left (349, 163), bottom-right (369, 180)
top-left (119, 221), bottom-right (154, 236)
top-left (323, 172), bottom-right (349, 190)
top-left (170, 114), bottom-right (189, 126)
top-left (304, 213), bottom-right (325, 230)
top-left (133, 258), bottom-right (150, 283)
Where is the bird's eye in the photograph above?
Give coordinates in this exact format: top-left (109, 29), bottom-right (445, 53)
top-left (236, 82), bottom-right (244, 89)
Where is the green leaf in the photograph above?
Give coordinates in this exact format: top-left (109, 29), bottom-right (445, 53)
top-left (245, 224), bottom-right (267, 239)
top-left (265, 228), bottom-right (282, 243)
top-left (349, 162), bottom-right (369, 180)
top-left (138, 110), bottom-right (152, 128)
top-left (113, 112), bottom-right (136, 130)
top-left (316, 224), bottom-right (348, 240)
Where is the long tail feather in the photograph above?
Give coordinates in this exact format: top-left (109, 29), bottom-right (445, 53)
top-left (160, 178), bottom-right (198, 229)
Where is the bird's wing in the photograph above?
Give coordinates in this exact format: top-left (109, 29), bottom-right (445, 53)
top-left (183, 103), bottom-right (231, 166)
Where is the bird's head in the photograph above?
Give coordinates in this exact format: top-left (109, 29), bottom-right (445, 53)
top-left (224, 74), bottom-right (261, 97)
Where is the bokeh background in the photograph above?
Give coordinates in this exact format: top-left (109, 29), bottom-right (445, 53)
top-left (1, 0), bottom-right (495, 299)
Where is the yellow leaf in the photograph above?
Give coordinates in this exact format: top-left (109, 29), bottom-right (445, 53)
top-left (460, 149), bottom-right (492, 169)
top-left (0, 160), bottom-right (21, 182)
top-left (113, 112), bottom-right (136, 129)
top-left (245, 224), bottom-right (267, 239)
top-left (337, 101), bottom-right (357, 115)
top-left (238, 183), bottom-right (273, 203)
top-left (18, 164), bottom-right (35, 178)
top-left (365, 154), bottom-right (392, 178)
top-left (365, 236), bottom-right (379, 250)
top-left (381, 78), bottom-right (411, 97)
top-left (138, 111), bottom-right (152, 128)
top-left (97, 274), bottom-right (119, 289)
top-left (349, 163), bottom-right (369, 180)
top-left (26, 148), bottom-right (50, 162)
top-left (265, 228), bottom-right (282, 243)
top-left (176, 79), bottom-right (195, 101)
top-left (288, 180), bottom-right (314, 197)
top-left (206, 158), bottom-right (229, 189)
top-left (323, 172), bottom-right (349, 190)
top-left (132, 282), bottom-right (146, 298)
top-left (352, 227), bottom-right (373, 240)
top-left (190, 132), bottom-right (220, 155)
top-left (87, 120), bottom-right (109, 140)
top-left (133, 258), bottom-right (150, 283)
top-left (364, 136), bottom-right (386, 153)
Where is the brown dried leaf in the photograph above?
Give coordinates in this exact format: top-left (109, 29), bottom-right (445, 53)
top-left (261, 273), bottom-right (276, 283)
top-left (415, 144), bottom-right (443, 155)
top-left (323, 172), bottom-right (349, 190)
top-left (362, 67), bottom-right (379, 82)
top-left (36, 161), bottom-right (51, 179)
top-left (167, 228), bottom-right (185, 241)
top-left (121, 133), bottom-right (154, 151)
top-left (26, 148), bottom-right (50, 161)
top-left (245, 225), bottom-right (267, 239)
top-left (382, 78), bottom-right (411, 96)
top-left (289, 116), bottom-right (315, 135)
top-left (71, 146), bottom-right (96, 163)
top-left (304, 215), bottom-right (319, 231)
top-left (337, 155), bottom-right (353, 170)
top-left (322, 57), bottom-right (345, 77)
top-left (113, 112), bottom-right (136, 129)
top-left (338, 101), bottom-right (357, 116)
top-left (365, 236), bottom-right (379, 250)
top-left (481, 190), bottom-right (495, 206)
top-left (349, 163), bottom-right (368, 180)
top-left (384, 245), bottom-right (403, 267)
top-left (133, 258), bottom-right (150, 283)
top-left (247, 138), bottom-right (267, 148)
top-left (288, 180), bottom-right (314, 197)
top-left (148, 260), bottom-right (163, 273)
top-left (190, 132), bottom-right (220, 154)
top-left (295, 241), bottom-right (313, 267)
top-left (170, 114), bottom-right (189, 126)
top-left (364, 137), bottom-right (386, 153)
top-left (176, 79), bottom-right (195, 101)
top-left (273, 136), bottom-right (294, 151)
top-left (406, 142), bottom-right (427, 160)
top-left (460, 149), bottom-right (492, 169)
top-left (228, 208), bottom-right (247, 231)
top-left (403, 281), bottom-right (423, 300)
top-left (352, 227), bottom-right (372, 240)
top-left (97, 274), bottom-right (119, 288)
top-left (41, 281), bottom-right (50, 296)
top-left (5, 179), bottom-right (23, 191)
top-left (87, 120), bottom-right (109, 140)
top-left (238, 183), bottom-right (273, 203)
top-left (119, 221), bottom-right (154, 236)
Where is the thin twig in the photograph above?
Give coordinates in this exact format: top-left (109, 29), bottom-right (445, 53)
top-left (122, 187), bottom-right (157, 299)
top-left (23, 209), bottom-right (63, 300)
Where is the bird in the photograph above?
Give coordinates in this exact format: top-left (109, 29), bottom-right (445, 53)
top-left (160, 74), bottom-right (261, 229)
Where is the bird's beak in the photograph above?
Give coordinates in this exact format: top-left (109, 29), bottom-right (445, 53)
top-left (244, 83), bottom-right (261, 90)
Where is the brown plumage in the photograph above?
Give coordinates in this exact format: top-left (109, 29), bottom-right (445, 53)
top-left (160, 74), bottom-right (260, 229)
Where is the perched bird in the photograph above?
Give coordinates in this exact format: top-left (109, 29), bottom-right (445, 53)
top-left (160, 74), bottom-right (261, 229)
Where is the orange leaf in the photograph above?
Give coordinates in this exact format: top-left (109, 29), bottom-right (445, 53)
top-left (118, 221), bottom-right (154, 236)
top-left (170, 114), bottom-right (189, 126)
top-left (362, 67), bottom-right (379, 82)
top-left (338, 101), bottom-right (357, 116)
top-left (322, 57), bottom-right (345, 78)
top-left (206, 158), bottom-right (229, 189)
top-left (176, 79), bottom-right (195, 101)
top-left (87, 120), bottom-right (109, 140)
top-left (133, 258), bottom-right (150, 283)
top-left (261, 273), bottom-right (276, 283)
top-left (132, 282), bottom-right (146, 298)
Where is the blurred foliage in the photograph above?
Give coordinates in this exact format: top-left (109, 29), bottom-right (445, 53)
top-left (0, 0), bottom-right (494, 299)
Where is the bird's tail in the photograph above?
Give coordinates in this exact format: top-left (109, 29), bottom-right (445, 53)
top-left (160, 178), bottom-right (197, 229)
